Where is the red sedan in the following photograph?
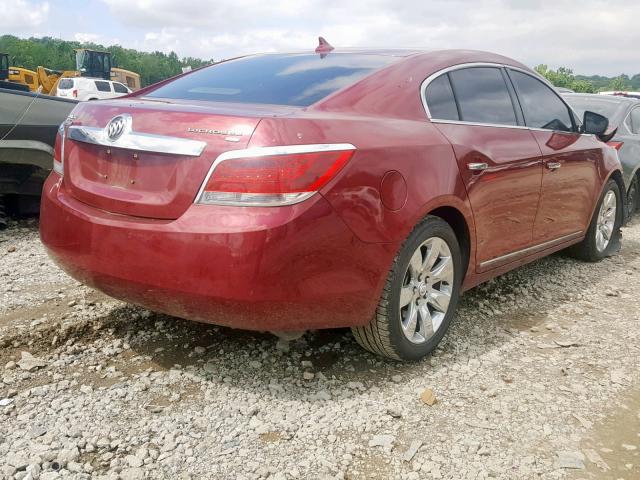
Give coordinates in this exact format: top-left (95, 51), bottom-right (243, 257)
top-left (40, 48), bottom-right (623, 361)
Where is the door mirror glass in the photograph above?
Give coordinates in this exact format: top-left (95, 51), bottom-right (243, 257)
top-left (582, 110), bottom-right (608, 136)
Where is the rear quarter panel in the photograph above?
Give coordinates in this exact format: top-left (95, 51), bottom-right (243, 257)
top-left (250, 114), bottom-right (476, 278)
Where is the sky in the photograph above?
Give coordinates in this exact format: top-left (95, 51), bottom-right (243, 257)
top-left (5, 0), bottom-right (640, 76)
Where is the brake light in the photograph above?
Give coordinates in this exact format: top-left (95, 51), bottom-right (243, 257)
top-left (607, 141), bottom-right (624, 150)
top-left (196, 144), bottom-right (356, 206)
top-left (72, 89), bottom-right (78, 98)
top-left (53, 124), bottom-right (65, 175)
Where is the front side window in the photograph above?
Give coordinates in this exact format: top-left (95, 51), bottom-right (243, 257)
top-left (448, 67), bottom-right (518, 126)
top-left (94, 80), bottom-right (111, 92)
top-left (113, 82), bottom-right (128, 93)
top-left (509, 70), bottom-right (574, 132)
top-left (424, 74), bottom-right (459, 121)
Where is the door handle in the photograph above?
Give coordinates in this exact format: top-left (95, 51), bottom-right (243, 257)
top-left (468, 162), bottom-right (488, 171)
top-left (546, 161), bottom-right (562, 170)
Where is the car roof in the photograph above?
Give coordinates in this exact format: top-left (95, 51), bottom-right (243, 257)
top-left (261, 48), bottom-right (531, 67)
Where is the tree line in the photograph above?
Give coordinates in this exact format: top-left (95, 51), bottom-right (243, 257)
top-left (534, 65), bottom-right (640, 93)
top-left (0, 35), bottom-right (212, 87)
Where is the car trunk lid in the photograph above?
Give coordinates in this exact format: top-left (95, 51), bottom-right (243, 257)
top-left (63, 99), bottom-right (275, 219)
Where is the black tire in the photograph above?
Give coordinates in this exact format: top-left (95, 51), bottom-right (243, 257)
top-left (351, 216), bottom-right (463, 361)
top-left (626, 175), bottom-right (638, 221)
top-left (569, 178), bottom-right (622, 262)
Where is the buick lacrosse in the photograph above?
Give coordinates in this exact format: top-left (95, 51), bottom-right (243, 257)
top-left (40, 46), bottom-right (623, 360)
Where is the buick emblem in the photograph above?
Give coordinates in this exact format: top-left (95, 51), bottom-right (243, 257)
top-left (105, 114), bottom-right (131, 141)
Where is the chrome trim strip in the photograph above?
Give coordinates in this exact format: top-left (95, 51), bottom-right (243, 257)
top-left (420, 62), bottom-right (585, 134)
top-left (67, 125), bottom-right (206, 156)
top-left (430, 119), bottom-right (529, 130)
top-left (479, 231), bottom-right (583, 270)
top-left (194, 143), bottom-right (357, 206)
top-left (197, 191), bottom-right (316, 207)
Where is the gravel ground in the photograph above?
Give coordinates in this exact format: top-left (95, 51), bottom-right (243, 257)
top-left (1, 218), bottom-right (639, 480)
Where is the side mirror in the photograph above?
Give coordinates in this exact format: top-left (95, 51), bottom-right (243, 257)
top-left (582, 110), bottom-right (608, 136)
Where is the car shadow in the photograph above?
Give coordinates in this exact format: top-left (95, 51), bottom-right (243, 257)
top-left (87, 231), bottom-right (640, 403)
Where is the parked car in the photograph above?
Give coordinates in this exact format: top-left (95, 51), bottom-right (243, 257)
top-left (40, 49), bottom-right (623, 361)
top-left (563, 93), bottom-right (640, 219)
top-left (599, 91), bottom-right (640, 100)
top-left (56, 77), bottom-right (131, 101)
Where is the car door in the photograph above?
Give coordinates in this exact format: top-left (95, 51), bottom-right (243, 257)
top-left (424, 66), bottom-right (543, 271)
top-left (507, 69), bottom-right (601, 243)
top-left (112, 82), bottom-right (130, 98)
top-left (617, 105), bottom-right (640, 189)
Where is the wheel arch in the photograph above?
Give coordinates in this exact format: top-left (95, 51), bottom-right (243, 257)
top-left (428, 205), bottom-right (472, 282)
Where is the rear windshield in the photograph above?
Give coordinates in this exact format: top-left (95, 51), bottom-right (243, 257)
top-left (58, 78), bottom-right (74, 90)
top-left (564, 95), bottom-right (626, 120)
top-left (145, 53), bottom-right (397, 107)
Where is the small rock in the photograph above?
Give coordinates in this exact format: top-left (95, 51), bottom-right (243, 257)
top-left (391, 375), bottom-right (402, 383)
top-left (555, 451), bottom-right (585, 469)
top-left (275, 339), bottom-right (290, 353)
top-left (126, 454), bottom-right (144, 468)
top-left (17, 351), bottom-right (46, 372)
top-left (402, 440), bottom-right (422, 462)
top-left (303, 371), bottom-right (315, 380)
top-left (4, 361), bottom-right (16, 370)
top-left (386, 407), bottom-right (402, 419)
top-left (420, 388), bottom-right (437, 406)
top-left (369, 434), bottom-right (395, 452)
top-left (249, 361), bottom-right (261, 369)
top-left (0, 398), bottom-right (13, 407)
top-left (120, 467), bottom-right (145, 480)
top-left (193, 346), bottom-right (206, 354)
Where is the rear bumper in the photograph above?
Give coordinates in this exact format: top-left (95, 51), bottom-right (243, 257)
top-left (40, 173), bottom-right (396, 331)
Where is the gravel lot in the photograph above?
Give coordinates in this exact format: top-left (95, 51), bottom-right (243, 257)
top-left (1, 218), bottom-right (639, 480)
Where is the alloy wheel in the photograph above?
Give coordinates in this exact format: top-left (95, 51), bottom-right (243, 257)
top-left (399, 237), bottom-right (454, 344)
top-left (596, 189), bottom-right (617, 252)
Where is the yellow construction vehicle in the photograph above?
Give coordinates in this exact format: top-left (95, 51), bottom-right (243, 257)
top-left (7, 66), bottom-right (72, 94)
top-left (4, 49), bottom-right (141, 95)
top-left (112, 67), bottom-right (141, 90)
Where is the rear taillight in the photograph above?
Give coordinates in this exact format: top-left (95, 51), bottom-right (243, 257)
top-left (53, 124), bottom-right (65, 175)
top-left (195, 144), bottom-right (356, 206)
top-left (607, 141), bottom-right (624, 150)
top-left (72, 89), bottom-right (78, 98)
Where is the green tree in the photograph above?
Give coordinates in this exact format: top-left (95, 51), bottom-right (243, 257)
top-left (534, 64), bottom-right (595, 93)
top-left (607, 75), bottom-right (629, 91)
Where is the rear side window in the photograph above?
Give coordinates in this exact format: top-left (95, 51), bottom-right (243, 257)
top-left (509, 70), bottom-right (574, 132)
top-left (58, 78), bottom-right (74, 90)
top-left (94, 81), bottom-right (111, 92)
top-left (448, 67), bottom-right (517, 126)
top-left (113, 82), bottom-right (128, 93)
top-left (424, 74), bottom-right (459, 121)
top-left (630, 108), bottom-right (640, 134)
top-left (145, 53), bottom-right (397, 107)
